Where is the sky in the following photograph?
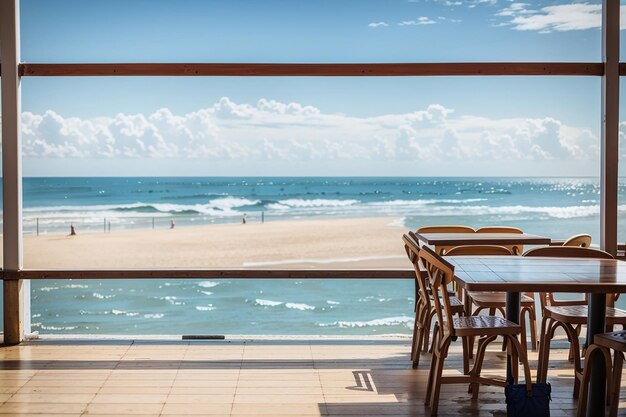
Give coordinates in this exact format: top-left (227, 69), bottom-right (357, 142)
top-left (7, 0), bottom-right (626, 176)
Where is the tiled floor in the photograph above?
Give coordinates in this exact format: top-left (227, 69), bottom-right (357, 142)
top-left (0, 337), bottom-right (618, 416)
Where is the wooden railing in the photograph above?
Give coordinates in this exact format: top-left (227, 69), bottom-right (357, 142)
top-left (17, 62), bottom-right (605, 77)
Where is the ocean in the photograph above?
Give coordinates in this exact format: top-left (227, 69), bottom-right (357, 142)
top-left (7, 176), bottom-right (626, 335)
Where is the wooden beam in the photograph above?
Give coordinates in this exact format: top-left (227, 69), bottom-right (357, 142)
top-left (600, 0), bottom-right (620, 257)
top-left (20, 62), bottom-right (604, 77)
top-left (6, 269), bottom-right (414, 280)
top-left (1, 0), bottom-right (25, 345)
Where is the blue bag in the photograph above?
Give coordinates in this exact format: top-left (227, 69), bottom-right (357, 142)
top-left (505, 381), bottom-right (551, 417)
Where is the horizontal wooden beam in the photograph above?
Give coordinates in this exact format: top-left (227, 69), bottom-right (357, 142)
top-left (19, 62), bottom-right (604, 77)
top-left (5, 269), bottom-right (414, 280)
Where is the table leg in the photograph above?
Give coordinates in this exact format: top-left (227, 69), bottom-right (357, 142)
top-left (586, 292), bottom-right (607, 417)
top-left (463, 287), bottom-right (473, 359)
top-left (505, 291), bottom-right (521, 381)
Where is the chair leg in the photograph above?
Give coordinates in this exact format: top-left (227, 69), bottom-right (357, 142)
top-left (429, 338), bottom-right (451, 416)
top-left (570, 324), bottom-right (583, 362)
top-left (537, 316), bottom-right (553, 383)
top-left (462, 335), bottom-right (470, 375)
top-left (424, 310), bottom-right (435, 352)
top-left (520, 309), bottom-right (528, 354)
top-left (430, 322), bottom-right (440, 357)
top-left (411, 305), bottom-right (419, 357)
top-left (498, 305), bottom-right (507, 352)
top-left (576, 345), bottom-right (598, 417)
top-left (509, 337), bottom-right (520, 383)
top-left (472, 306), bottom-right (485, 316)
top-left (425, 340), bottom-right (439, 406)
top-left (412, 306), bottom-right (426, 368)
top-left (576, 345), bottom-right (613, 417)
top-left (560, 323), bottom-right (582, 398)
top-left (529, 305), bottom-right (538, 351)
top-left (609, 352), bottom-right (624, 417)
top-left (470, 335), bottom-right (497, 399)
top-left (507, 334), bottom-right (533, 390)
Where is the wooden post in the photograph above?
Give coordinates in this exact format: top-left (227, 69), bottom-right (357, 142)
top-left (600, 0), bottom-right (620, 256)
top-left (1, 0), bottom-right (25, 344)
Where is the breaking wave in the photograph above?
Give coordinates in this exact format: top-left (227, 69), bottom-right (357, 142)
top-left (318, 316), bottom-right (414, 328)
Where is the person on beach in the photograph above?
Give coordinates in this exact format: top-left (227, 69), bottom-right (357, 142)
top-left (242, 213), bottom-right (247, 224)
top-left (70, 223), bottom-right (76, 236)
top-left (170, 220), bottom-right (176, 229)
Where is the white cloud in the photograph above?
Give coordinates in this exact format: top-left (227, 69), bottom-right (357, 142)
top-left (437, 0), bottom-right (491, 6)
top-left (399, 16), bottom-right (437, 25)
top-left (497, 2), bottom-right (626, 33)
top-left (368, 21), bottom-right (389, 28)
top-left (8, 98), bottom-right (598, 167)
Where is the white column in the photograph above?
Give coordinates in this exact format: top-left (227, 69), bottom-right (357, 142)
top-left (1, 0), bottom-right (25, 344)
top-left (600, 0), bottom-right (620, 255)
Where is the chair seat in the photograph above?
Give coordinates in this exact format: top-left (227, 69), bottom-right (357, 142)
top-left (468, 291), bottom-right (534, 307)
top-left (594, 330), bottom-right (626, 352)
top-left (544, 305), bottom-right (626, 325)
top-left (452, 316), bottom-right (520, 337)
top-left (439, 295), bottom-right (465, 314)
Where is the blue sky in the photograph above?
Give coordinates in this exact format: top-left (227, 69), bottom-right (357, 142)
top-left (13, 0), bottom-right (625, 176)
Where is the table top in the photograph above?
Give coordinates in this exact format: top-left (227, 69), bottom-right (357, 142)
top-left (414, 232), bottom-right (551, 246)
top-left (447, 256), bottom-right (626, 293)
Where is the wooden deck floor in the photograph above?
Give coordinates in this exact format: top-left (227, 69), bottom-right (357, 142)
top-left (0, 337), bottom-right (621, 416)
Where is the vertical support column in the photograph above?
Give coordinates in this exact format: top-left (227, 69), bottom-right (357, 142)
top-left (600, 0), bottom-right (620, 256)
top-left (1, 0), bottom-right (24, 345)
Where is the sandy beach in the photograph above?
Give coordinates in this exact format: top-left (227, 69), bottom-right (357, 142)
top-left (20, 216), bottom-right (409, 269)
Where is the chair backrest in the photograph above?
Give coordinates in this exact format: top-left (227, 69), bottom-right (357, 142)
top-left (562, 234), bottom-right (592, 248)
top-left (476, 226), bottom-right (523, 254)
top-left (476, 226), bottom-right (523, 234)
top-left (417, 225), bottom-right (475, 254)
top-left (417, 225), bottom-right (475, 233)
top-left (418, 244), bottom-right (457, 338)
top-left (403, 232), bottom-right (432, 312)
top-left (523, 246), bottom-right (614, 308)
top-left (522, 246), bottom-right (614, 259)
top-left (445, 245), bottom-right (513, 256)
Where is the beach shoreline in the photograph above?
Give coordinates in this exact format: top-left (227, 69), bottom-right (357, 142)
top-left (20, 216), bottom-right (409, 269)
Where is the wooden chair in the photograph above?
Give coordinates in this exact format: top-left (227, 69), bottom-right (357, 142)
top-left (563, 234), bottom-right (592, 248)
top-left (523, 246), bottom-right (626, 398)
top-left (417, 225), bottom-right (475, 255)
top-left (417, 225), bottom-right (475, 233)
top-left (418, 244), bottom-right (532, 416)
top-left (444, 245), bottom-right (512, 256)
top-left (473, 226), bottom-right (538, 351)
top-left (403, 232), bottom-right (466, 369)
top-left (475, 226), bottom-right (524, 255)
top-left (445, 245), bottom-right (538, 352)
top-left (577, 330), bottom-right (626, 417)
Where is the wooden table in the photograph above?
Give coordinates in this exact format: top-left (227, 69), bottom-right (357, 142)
top-left (447, 255), bottom-right (626, 417)
top-left (414, 232), bottom-right (551, 247)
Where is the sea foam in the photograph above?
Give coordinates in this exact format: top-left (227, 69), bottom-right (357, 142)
top-left (255, 299), bottom-right (283, 307)
top-left (285, 302), bottom-right (315, 311)
top-left (143, 313), bottom-right (164, 319)
top-left (319, 316), bottom-right (414, 328)
top-left (198, 281), bottom-right (220, 288)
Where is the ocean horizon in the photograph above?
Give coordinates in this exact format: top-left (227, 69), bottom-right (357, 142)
top-left (3, 176), bottom-right (624, 335)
